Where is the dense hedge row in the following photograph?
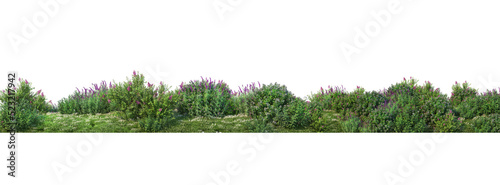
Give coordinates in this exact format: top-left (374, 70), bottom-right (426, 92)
top-left (1, 73), bottom-right (499, 132)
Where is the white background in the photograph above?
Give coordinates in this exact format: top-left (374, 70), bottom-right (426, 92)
top-left (0, 134), bottom-right (500, 185)
top-left (1, 0), bottom-right (500, 102)
top-left (1, 0), bottom-right (500, 184)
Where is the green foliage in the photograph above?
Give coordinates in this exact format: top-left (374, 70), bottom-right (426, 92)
top-left (0, 79), bottom-right (47, 131)
top-left (275, 98), bottom-right (323, 128)
top-left (245, 118), bottom-right (273, 132)
top-left (450, 81), bottom-right (478, 107)
top-left (455, 89), bottom-right (500, 119)
top-left (177, 77), bottom-right (233, 118)
top-left (434, 110), bottom-right (464, 132)
top-left (107, 71), bottom-right (177, 131)
top-left (139, 116), bottom-right (171, 132)
top-left (368, 100), bottom-right (428, 132)
top-left (58, 81), bottom-right (112, 114)
top-left (341, 116), bottom-right (361, 132)
top-left (471, 114), bottom-right (500, 132)
top-left (245, 83), bottom-right (295, 123)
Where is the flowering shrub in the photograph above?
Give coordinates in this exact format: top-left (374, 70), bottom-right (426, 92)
top-left (245, 83), bottom-right (294, 123)
top-left (0, 79), bottom-right (48, 131)
top-left (176, 77), bottom-right (233, 118)
top-left (58, 81), bottom-right (112, 114)
top-left (455, 89), bottom-right (500, 119)
top-left (471, 114), bottom-right (500, 132)
top-left (450, 81), bottom-right (478, 107)
top-left (434, 110), bottom-right (464, 132)
top-left (230, 82), bottom-right (260, 115)
top-left (107, 71), bottom-right (177, 131)
top-left (365, 78), bottom-right (449, 132)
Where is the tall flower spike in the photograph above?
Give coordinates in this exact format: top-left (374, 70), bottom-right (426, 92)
top-left (133, 70), bottom-right (137, 76)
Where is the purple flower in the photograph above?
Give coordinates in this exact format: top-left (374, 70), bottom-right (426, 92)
top-left (127, 86), bottom-right (131, 91)
top-left (158, 108), bottom-right (162, 112)
top-left (25, 79), bottom-right (28, 84)
top-left (37, 90), bottom-right (42, 94)
top-left (148, 82), bottom-right (152, 87)
top-left (129, 81), bottom-right (132, 86)
top-left (136, 101), bottom-right (140, 105)
top-left (160, 81), bottom-right (163, 85)
top-left (41, 92), bottom-right (44, 97)
top-left (133, 70), bottom-right (137, 76)
top-left (108, 99), bottom-right (111, 103)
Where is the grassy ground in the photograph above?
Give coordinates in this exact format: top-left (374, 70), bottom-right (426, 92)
top-left (14, 111), bottom-right (343, 133)
top-left (12, 110), bottom-right (477, 133)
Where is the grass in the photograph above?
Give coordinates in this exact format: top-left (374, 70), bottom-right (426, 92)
top-left (8, 110), bottom-right (479, 133)
top-left (4, 110), bottom-right (343, 133)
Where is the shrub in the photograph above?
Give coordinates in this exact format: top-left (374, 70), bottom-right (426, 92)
top-left (450, 81), bottom-right (478, 107)
top-left (176, 77), bottom-right (233, 118)
top-left (341, 116), bottom-right (361, 132)
top-left (311, 85), bottom-right (387, 121)
top-left (58, 81), bottom-right (112, 114)
top-left (276, 97), bottom-right (323, 128)
top-left (471, 114), bottom-right (500, 132)
top-left (0, 79), bottom-right (47, 131)
top-left (434, 110), bottom-right (464, 132)
top-left (245, 83), bottom-right (295, 123)
top-left (308, 85), bottom-right (347, 110)
top-left (107, 71), bottom-right (177, 131)
top-left (455, 89), bottom-right (500, 119)
top-left (383, 78), bottom-right (451, 130)
top-left (230, 82), bottom-right (260, 115)
top-left (368, 99), bottom-right (429, 132)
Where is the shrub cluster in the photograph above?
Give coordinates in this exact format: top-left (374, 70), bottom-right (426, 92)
top-left (242, 83), bottom-right (322, 129)
top-left (107, 71), bottom-right (177, 131)
top-left (58, 81), bottom-right (112, 114)
top-left (454, 89), bottom-right (500, 119)
top-left (0, 79), bottom-right (50, 131)
top-left (18, 72), bottom-right (500, 133)
top-left (471, 114), bottom-right (500, 132)
top-left (176, 77), bottom-right (233, 118)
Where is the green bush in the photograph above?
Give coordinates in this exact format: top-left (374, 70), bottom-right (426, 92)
top-left (341, 116), bottom-right (362, 132)
top-left (434, 110), bottom-right (464, 132)
top-left (382, 78), bottom-right (451, 130)
top-left (471, 114), bottom-right (500, 132)
top-left (0, 79), bottom-right (47, 131)
top-left (245, 83), bottom-right (295, 123)
top-left (368, 99), bottom-right (429, 132)
top-left (450, 81), bottom-right (478, 107)
top-left (177, 77), bottom-right (233, 118)
top-left (455, 89), bottom-right (500, 119)
top-left (275, 97), bottom-right (322, 129)
top-left (58, 81), bottom-right (112, 114)
top-left (229, 82), bottom-right (260, 115)
top-left (107, 71), bottom-right (177, 131)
